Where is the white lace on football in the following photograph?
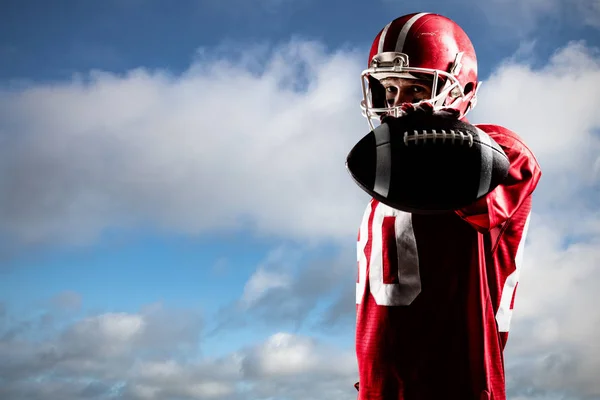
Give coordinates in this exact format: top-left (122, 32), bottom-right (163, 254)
top-left (403, 129), bottom-right (474, 146)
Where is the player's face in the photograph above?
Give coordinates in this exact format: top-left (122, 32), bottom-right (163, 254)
top-left (380, 77), bottom-right (433, 107)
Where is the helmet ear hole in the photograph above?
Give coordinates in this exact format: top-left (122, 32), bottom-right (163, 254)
top-left (464, 82), bottom-right (475, 95)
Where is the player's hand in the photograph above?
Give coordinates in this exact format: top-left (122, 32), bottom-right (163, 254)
top-left (389, 101), bottom-right (461, 120)
top-left (382, 102), bottom-right (460, 130)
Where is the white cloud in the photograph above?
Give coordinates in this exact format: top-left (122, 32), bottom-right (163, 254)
top-left (209, 242), bottom-right (355, 334)
top-left (240, 246), bottom-right (303, 307)
top-left (242, 267), bottom-right (292, 306)
top-left (0, 40), bottom-right (369, 248)
top-left (126, 384), bottom-right (160, 400)
top-left (182, 382), bottom-right (235, 398)
top-left (0, 304), bottom-right (357, 400)
top-left (246, 332), bottom-right (319, 376)
top-left (137, 359), bottom-right (182, 379)
top-left (62, 313), bottom-right (146, 357)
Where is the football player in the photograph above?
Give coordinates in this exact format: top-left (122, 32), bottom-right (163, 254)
top-left (354, 12), bottom-right (542, 400)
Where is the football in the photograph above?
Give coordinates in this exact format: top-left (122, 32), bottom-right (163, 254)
top-left (346, 108), bottom-right (510, 214)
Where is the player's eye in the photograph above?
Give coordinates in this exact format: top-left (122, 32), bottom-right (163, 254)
top-left (411, 86), bottom-right (425, 93)
top-left (386, 86), bottom-right (398, 94)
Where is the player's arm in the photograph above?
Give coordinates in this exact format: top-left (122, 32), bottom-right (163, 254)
top-left (455, 125), bottom-right (542, 233)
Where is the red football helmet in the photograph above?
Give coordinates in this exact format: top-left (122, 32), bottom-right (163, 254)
top-left (361, 12), bottom-right (481, 129)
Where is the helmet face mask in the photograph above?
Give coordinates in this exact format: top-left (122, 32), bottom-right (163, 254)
top-left (360, 52), bottom-right (468, 128)
top-left (360, 13), bottom-right (481, 130)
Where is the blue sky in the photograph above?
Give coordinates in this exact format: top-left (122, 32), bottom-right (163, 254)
top-left (1, 1), bottom-right (600, 399)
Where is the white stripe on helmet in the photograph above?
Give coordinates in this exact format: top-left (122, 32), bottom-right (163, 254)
top-left (395, 12), bottom-right (431, 53)
top-left (377, 21), bottom-right (392, 54)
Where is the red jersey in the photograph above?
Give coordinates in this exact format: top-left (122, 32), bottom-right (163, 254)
top-left (355, 124), bottom-right (542, 400)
